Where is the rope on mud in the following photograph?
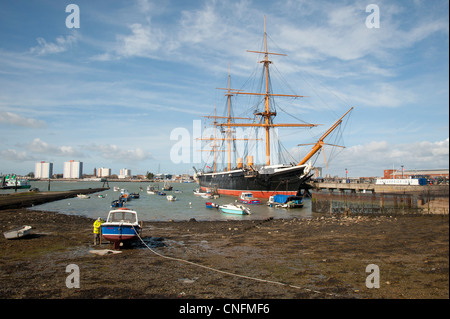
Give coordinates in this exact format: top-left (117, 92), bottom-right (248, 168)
top-left (132, 226), bottom-right (336, 297)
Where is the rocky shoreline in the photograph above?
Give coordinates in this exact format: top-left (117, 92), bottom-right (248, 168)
top-left (0, 208), bottom-right (448, 299)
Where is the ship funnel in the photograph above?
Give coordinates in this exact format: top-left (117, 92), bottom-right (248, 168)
top-left (237, 158), bottom-right (243, 169)
top-left (247, 156), bottom-right (254, 167)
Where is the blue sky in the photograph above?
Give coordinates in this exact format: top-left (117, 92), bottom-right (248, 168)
top-left (0, 0), bottom-right (448, 178)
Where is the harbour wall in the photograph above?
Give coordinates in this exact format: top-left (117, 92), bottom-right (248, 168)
top-left (311, 186), bottom-right (449, 215)
top-left (0, 188), bottom-right (108, 210)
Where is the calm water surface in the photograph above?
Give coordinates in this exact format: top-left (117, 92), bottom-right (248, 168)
top-left (5, 181), bottom-right (313, 222)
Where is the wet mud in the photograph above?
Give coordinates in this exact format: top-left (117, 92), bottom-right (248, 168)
top-left (0, 209), bottom-right (448, 299)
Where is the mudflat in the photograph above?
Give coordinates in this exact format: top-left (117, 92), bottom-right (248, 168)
top-left (0, 208), bottom-right (448, 299)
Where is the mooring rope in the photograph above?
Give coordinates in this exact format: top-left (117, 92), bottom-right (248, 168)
top-left (132, 226), bottom-right (336, 297)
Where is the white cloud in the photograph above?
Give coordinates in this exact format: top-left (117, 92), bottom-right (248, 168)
top-left (84, 144), bottom-right (152, 163)
top-left (347, 82), bottom-right (417, 108)
top-left (0, 111), bottom-right (46, 128)
top-left (0, 149), bottom-right (35, 162)
top-left (30, 34), bottom-right (78, 55)
top-left (327, 138), bottom-right (449, 176)
top-left (115, 22), bottom-right (164, 58)
top-left (27, 138), bottom-right (83, 157)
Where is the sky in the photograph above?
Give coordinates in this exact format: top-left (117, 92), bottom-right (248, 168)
top-left (0, 0), bottom-right (448, 178)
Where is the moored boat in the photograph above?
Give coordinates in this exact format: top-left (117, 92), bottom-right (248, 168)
top-left (193, 188), bottom-right (204, 196)
top-left (101, 208), bottom-right (141, 249)
top-left (3, 225), bottom-right (32, 239)
top-left (205, 202), bottom-right (219, 209)
top-left (147, 185), bottom-right (158, 194)
top-left (239, 192), bottom-right (261, 205)
top-left (267, 194), bottom-right (304, 208)
top-left (1, 175), bottom-right (31, 189)
top-left (77, 194), bottom-right (90, 199)
top-left (111, 199), bottom-right (125, 208)
top-left (219, 203), bottom-right (250, 215)
top-left (162, 181), bottom-right (173, 191)
top-left (167, 195), bottom-right (177, 201)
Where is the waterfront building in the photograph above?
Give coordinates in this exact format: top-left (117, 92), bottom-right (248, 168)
top-left (63, 160), bottom-right (83, 179)
top-left (35, 161), bottom-right (53, 179)
top-left (384, 168), bottom-right (449, 180)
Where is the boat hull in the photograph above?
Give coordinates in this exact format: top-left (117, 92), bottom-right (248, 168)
top-left (197, 165), bottom-right (312, 198)
top-left (101, 225), bottom-right (140, 243)
top-left (239, 199), bottom-right (261, 205)
top-left (219, 207), bottom-right (248, 215)
top-left (4, 225), bottom-right (32, 239)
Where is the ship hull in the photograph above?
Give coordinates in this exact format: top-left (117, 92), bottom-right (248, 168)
top-left (197, 165), bottom-right (312, 199)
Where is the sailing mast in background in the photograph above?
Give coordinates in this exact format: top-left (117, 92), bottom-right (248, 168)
top-left (216, 16), bottom-right (318, 166)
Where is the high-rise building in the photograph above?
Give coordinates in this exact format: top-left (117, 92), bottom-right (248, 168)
top-left (119, 168), bottom-right (131, 179)
top-left (63, 160), bottom-right (83, 179)
top-left (35, 161), bottom-right (53, 179)
top-left (97, 167), bottom-right (111, 178)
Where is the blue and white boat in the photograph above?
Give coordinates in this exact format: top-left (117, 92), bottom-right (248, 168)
top-left (219, 203), bottom-right (250, 215)
top-left (267, 194), bottom-right (304, 208)
top-left (101, 208), bottom-right (141, 249)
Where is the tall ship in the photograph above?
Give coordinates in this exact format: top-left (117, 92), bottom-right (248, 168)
top-left (194, 19), bottom-right (353, 198)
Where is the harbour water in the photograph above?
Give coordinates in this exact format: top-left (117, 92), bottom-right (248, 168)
top-left (10, 181), bottom-right (313, 222)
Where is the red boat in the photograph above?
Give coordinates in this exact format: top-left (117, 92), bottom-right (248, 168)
top-left (238, 192), bottom-right (261, 205)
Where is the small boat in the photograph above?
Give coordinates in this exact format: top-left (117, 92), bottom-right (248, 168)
top-left (267, 194), bottom-right (304, 208)
top-left (167, 195), bottom-right (177, 201)
top-left (219, 203), bottom-right (251, 215)
top-left (129, 193), bottom-right (140, 199)
top-left (205, 202), bottom-right (219, 209)
top-left (111, 199), bottom-right (125, 208)
top-left (157, 191), bottom-right (166, 196)
top-left (101, 208), bottom-right (141, 249)
top-left (239, 192), bottom-right (261, 205)
top-left (147, 185), bottom-right (158, 194)
top-left (3, 225), bottom-right (32, 239)
top-left (193, 188), bottom-right (205, 196)
top-left (97, 194), bottom-right (107, 198)
top-left (113, 186), bottom-right (120, 192)
top-left (162, 181), bottom-right (173, 191)
top-left (77, 194), bottom-right (90, 199)
top-left (120, 191), bottom-right (131, 201)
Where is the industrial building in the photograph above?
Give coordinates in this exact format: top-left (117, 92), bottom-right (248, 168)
top-left (63, 160), bottom-right (83, 179)
top-left (35, 161), bottom-right (53, 179)
top-left (384, 168), bottom-right (449, 180)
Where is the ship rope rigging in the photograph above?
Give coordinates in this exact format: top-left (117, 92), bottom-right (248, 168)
top-left (196, 17), bottom-right (353, 179)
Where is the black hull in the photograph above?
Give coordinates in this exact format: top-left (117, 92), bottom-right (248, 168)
top-left (197, 166), bottom-right (312, 198)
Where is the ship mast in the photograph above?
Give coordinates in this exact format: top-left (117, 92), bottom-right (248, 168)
top-left (200, 68), bottom-right (257, 172)
top-left (217, 17), bottom-right (318, 166)
top-left (297, 107), bottom-right (354, 166)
